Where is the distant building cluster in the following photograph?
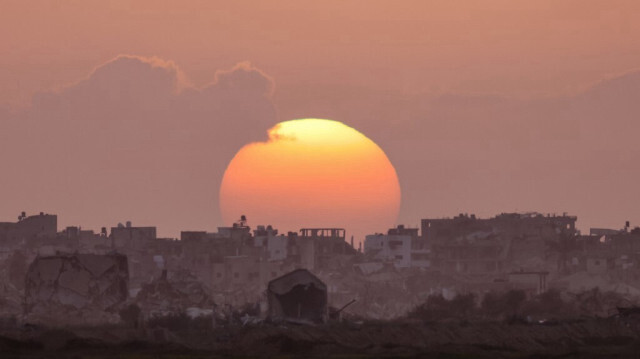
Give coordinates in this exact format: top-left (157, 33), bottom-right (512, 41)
top-left (2, 210), bottom-right (640, 322)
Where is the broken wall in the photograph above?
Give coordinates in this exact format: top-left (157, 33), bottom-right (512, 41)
top-left (24, 253), bottom-right (129, 325)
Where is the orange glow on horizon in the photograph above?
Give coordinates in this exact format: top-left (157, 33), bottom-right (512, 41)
top-left (220, 119), bottom-right (401, 244)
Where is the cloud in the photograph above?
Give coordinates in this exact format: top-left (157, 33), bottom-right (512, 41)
top-left (3, 54), bottom-right (640, 237)
top-left (210, 61), bottom-right (274, 96)
top-left (275, 70), bottom-right (640, 232)
top-left (0, 55), bottom-right (277, 236)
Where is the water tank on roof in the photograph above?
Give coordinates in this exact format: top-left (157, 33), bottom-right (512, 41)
top-left (126, 221), bottom-right (132, 228)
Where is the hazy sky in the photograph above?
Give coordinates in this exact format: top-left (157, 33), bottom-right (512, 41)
top-left (2, 1), bottom-right (640, 237)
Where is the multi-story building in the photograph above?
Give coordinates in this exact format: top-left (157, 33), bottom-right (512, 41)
top-left (422, 212), bottom-right (578, 275)
top-left (364, 225), bottom-right (429, 268)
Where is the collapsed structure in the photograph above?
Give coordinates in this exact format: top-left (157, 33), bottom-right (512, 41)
top-left (24, 253), bottom-right (129, 325)
top-left (134, 269), bottom-right (214, 317)
top-left (267, 269), bottom-right (327, 324)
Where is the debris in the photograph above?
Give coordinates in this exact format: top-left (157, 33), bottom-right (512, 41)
top-left (329, 298), bottom-right (356, 320)
top-left (134, 270), bottom-right (214, 317)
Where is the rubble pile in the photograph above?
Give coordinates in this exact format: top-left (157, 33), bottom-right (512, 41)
top-left (24, 253), bottom-right (129, 325)
top-left (0, 250), bottom-right (30, 317)
top-left (0, 281), bottom-right (21, 318)
top-left (134, 270), bottom-right (214, 317)
top-left (320, 269), bottom-right (447, 320)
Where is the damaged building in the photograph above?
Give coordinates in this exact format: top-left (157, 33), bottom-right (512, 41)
top-left (267, 269), bottom-right (328, 324)
top-left (423, 212), bottom-right (578, 274)
top-left (364, 225), bottom-right (429, 268)
top-left (294, 228), bottom-right (357, 271)
top-left (134, 269), bottom-right (214, 317)
top-left (24, 253), bottom-right (129, 325)
top-left (6, 209), bottom-right (640, 326)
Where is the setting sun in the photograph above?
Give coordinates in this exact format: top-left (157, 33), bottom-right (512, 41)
top-left (219, 119), bottom-right (401, 244)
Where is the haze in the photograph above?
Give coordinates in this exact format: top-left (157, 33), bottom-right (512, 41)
top-left (1, 1), bottom-right (640, 238)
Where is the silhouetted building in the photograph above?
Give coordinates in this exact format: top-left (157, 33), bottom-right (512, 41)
top-left (267, 269), bottom-right (328, 324)
top-left (0, 212), bottom-right (57, 247)
top-left (111, 223), bottom-right (157, 250)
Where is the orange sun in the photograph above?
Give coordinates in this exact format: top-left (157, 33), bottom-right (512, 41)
top-left (219, 118), bottom-right (401, 245)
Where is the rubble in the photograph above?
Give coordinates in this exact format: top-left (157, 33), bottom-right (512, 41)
top-left (24, 253), bottom-right (129, 325)
top-left (0, 281), bottom-right (21, 318)
top-left (134, 270), bottom-right (215, 317)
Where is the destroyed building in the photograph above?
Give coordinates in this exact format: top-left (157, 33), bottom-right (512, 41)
top-left (423, 212), bottom-right (578, 274)
top-left (5, 209), bottom-right (640, 325)
top-left (134, 270), bottom-right (214, 317)
top-left (557, 224), bottom-right (640, 288)
top-left (293, 228), bottom-right (357, 271)
top-left (432, 231), bottom-right (511, 276)
top-left (267, 269), bottom-right (328, 324)
top-left (24, 253), bottom-right (129, 325)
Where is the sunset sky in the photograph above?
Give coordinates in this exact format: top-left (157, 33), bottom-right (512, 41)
top-left (1, 1), bottom-right (640, 238)
top-left (220, 119), bottom-right (401, 242)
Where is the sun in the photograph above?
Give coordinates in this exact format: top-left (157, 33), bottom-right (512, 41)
top-left (219, 118), bottom-right (401, 245)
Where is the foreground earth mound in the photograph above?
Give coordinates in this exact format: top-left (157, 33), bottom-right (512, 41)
top-left (2, 317), bottom-right (640, 358)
